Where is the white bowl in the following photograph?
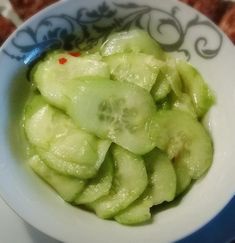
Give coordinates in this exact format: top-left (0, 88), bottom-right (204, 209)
top-left (0, 0), bottom-right (235, 242)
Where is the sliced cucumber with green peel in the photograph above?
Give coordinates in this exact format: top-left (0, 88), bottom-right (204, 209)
top-left (24, 95), bottom-right (55, 149)
top-left (173, 161), bottom-right (192, 196)
top-left (74, 153), bottom-right (114, 204)
top-left (144, 149), bottom-right (176, 204)
top-left (24, 94), bottom-right (111, 179)
top-left (29, 155), bottom-right (85, 202)
top-left (115, 149), bottom-right (176, 225)
top-left (33, 52), bottom-right (109, 109)
top-left (104, 53), bottom-right (162, 91)
top-left (151, 70), bottom-right (171, 101)
top-left (100, 29), bottom-right (166, 60)
top-left (176, 60), bottom-right (215, 118)
top-left (151, 63), bottom-right (182, 102)
top-left (150, 110), bottom-right (213, 179)
top-left (172, 93), bottom-right (197, 119)
top-left (37, 149), bottom-right (100, 179)
top-left (88, 145), bottom-right (148, 219)
top-left (165, 60), bottom-right (183, 97)
top-left (156, 92), bottom-right (197, 118)
top-left (65, 79), bottom-right (156, 155)
top-left (114, 191), bottom-right (152, 225)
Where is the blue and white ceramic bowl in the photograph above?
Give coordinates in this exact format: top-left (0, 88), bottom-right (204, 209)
top-left (0, 0), bottom-right (235, 242)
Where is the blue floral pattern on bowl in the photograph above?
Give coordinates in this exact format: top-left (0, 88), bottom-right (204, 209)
top-left (3, 2), bottom-right (223, 64)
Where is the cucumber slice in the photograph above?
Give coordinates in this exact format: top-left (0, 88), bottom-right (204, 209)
top-left (114, 191), bottom-right (152, 225)
top-left (24, 95), bottom-right (55, 149)
top-left (151, 70), bottom-right (171, 101)
top-left (151, 63), bottom-right (182, 102)
top-left (172, 93), bottom-right (197, 119)
top-left (88, 145), bottom-right (148, 219)
top-left (24, 94), bottom-right (111, 179)
top-left (115, 149), bottom-right (176, 225)
top-left (37, 147), bottom-right (107, 179)
top-left (65, 79), bottom-right (156, 155)
top-left (104, 53), bottom-right (162, 91)
top-left (145, 149), bottom-right (176, 205)
top-left (150, 110), bottom-right (213, 179)
top-left (33, 52), bottom-right (109, 109)
top-left (173, 161), bottom-right (192, 196)
top-left (176, 60), bottom-right (215, 118)
top-left (100, 29), bottom-right (166, 60)
top-left (74, 153), bottom-right (114, 204)
top-left (29, 155), bottom-right (85, 202)
top-left (165, 60), bottom-right (183, 97)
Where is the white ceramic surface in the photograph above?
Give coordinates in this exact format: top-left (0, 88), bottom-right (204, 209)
top-left (0, 0), bottom-right (235, 242)
top-left (0, 197), bottom-right (58, 243)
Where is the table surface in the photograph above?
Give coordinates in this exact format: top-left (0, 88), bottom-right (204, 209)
top-left (0, 0), bottom-right (234, 242)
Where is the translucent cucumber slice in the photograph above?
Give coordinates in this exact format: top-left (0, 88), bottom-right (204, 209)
top-left (151, 70), bottom-right (171, 101)
top-left (65, 79), bottom-right (156, 155)
top-left (115, 149), bottom-right (176, 225)
top-left (29, 155), bottom-right (85, 202)
top-left (88, 145), bottom-right (148, 219)
top-left (114, 192), bottom-right (152, 225)
top-left (37, 148), bottom-right (104, 179)
top-left (24, 94), bottom-right (111, 179)
top-left (173, 161), bottom-right (192, 196)
top-left (100, 29), bottom-right (166, 60)
top-left (151, 63), bottom-right (182, 102)
top-left (165, 60), bottom-right (183, 97)
top-left (172, 93), bottom-right (197, 119)
top-left (150, 110), bottom-right (213, 179)
top-left (145, 149), bottom-right (176, 205)
top-left (74, 153), bottom-right (114, 204)
top-left (104, 53), bottom-right (162, 91)
top-left (33, 52), bottom-right (110, 109)
top-left (176, 60), bottom-right (215, 118)
top-left (24, 95), bottom-right (55, 149)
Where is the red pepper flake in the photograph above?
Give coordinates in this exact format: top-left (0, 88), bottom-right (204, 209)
top-left (68, 52), bottom-right (81, 57)
top-left (58, 57), bottom-right (67, 64)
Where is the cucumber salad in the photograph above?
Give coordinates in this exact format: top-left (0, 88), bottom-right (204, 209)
top-left (22, 29), bottom-right (214, 225)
